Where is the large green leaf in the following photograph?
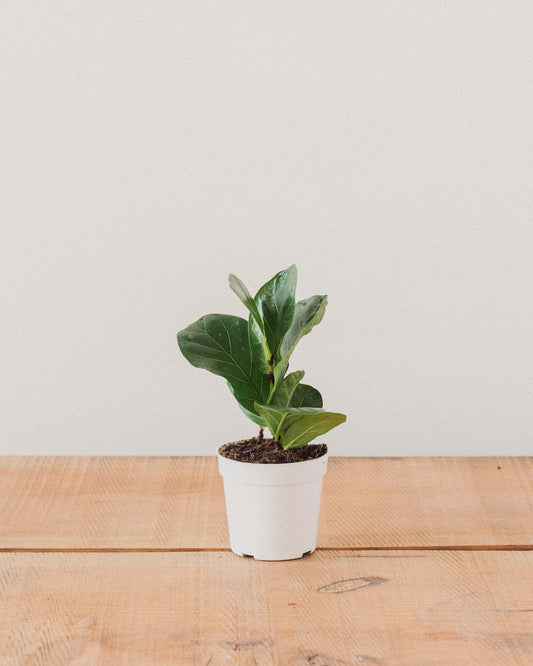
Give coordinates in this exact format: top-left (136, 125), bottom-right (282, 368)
top-left (227, 382), bottom-right (267, 427)
top-left (279, 294), bottom-right (328, 358)
top-left (290, 382), bottom-right (323, 408)
top-left (248, 316), bottom-right (272, 375)
top-left (280, 409), bottom-right (345, 449)
top-left (269, 370), bottom-right (323, 409)
top-left (268, 370), bottom-right (305, 407)
top-left (228, 272), bottom-right (274, 375)
top-left (254, 403), bottom-right (346, 450)
top-left (254, 265), bottom-right (297, 361)
top-left (228, 273), bottom-right (264, 334)
top-left (177, 314), bottom-right (270, 419)
top-left (272, 294), bottom-right (328, 390)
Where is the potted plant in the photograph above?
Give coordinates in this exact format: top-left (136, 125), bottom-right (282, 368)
top-left (177, 265), bottom-right (346, 560)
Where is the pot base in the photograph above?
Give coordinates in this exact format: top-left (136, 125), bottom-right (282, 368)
top-left (231, 547), bottom-right (316, 561)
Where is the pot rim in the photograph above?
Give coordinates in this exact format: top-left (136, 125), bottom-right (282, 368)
top-left (217, 447), bottom-right (328, 485)
top-left (216, 445), bottom-right (328, 467)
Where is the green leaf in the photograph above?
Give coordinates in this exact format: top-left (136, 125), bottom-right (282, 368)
top-left (227, 382), bottom-right (267, 427)
top-left (254, 265), bottom-right (297, 361)
top-left (269, 370), bottom-right (305, 407)
top-left (248, 316), bottom-right (271, 375)
top-left (280, 409), bottom-right (345, 449)
top-left (290, 382), bottom-right (323, 408)
top-left (228, 273), bottom-right (273, 375)
top-left (254, 403), bottom-right (346, 450)
top-left (279, 294), bottom-right (328, 359)
top-left (269, 371), bottom-right (323, 410)
top-left (254, 402), bottom-right (296, 440)
top-left (271, 294), bottom-right (328, 394)
top-left (228, 273), bottom-right (264, 334)
top-left (177, 314), bottom-right (270, 419)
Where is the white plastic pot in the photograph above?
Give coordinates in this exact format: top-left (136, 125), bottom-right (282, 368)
top-left (217, 449), bottom-right (328, 561)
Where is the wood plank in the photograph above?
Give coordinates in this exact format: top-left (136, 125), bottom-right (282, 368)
top-left (1, 550), bottom-right (532, 665)
top-left (0, 456), bottom-right (228, 549)
top-left (1, 457), bottom-right (532, 549)
top-left (322, 456), bottom-right (533, 549)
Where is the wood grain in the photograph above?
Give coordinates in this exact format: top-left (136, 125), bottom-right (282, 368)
top-left (1, 457), bottom-right (532, 664)
top-left (1, 550), bottom-right (532, 665)
top-left (1, 457), bottom-right (532, 549)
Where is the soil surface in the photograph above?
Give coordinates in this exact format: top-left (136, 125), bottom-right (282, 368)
top-left (218, 429), bottom-right (327, 464)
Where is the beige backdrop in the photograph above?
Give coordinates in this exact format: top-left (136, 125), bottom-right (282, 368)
top-left (1, 1), bottom-right (532, 455)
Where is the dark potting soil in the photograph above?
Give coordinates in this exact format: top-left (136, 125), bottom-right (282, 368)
top-left (218, 429), bottom-right (327, 464)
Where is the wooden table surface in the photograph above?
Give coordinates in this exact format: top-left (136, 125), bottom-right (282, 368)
top-left (1, 456), bottom-right (532, 665)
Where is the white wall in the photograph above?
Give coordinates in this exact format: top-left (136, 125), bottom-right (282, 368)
top-left (2, 2), bottom-right (532, 456)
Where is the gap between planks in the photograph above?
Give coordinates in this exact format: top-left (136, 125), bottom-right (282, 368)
top-left (1, 544), bottom-right (532, 553)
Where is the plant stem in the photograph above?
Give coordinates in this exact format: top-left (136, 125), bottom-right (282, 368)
top-left (268, 354), bottom-right (275, 395)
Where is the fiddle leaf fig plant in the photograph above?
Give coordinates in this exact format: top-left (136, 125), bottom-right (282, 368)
top-left (177, 265), bottom-right (346, 450)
